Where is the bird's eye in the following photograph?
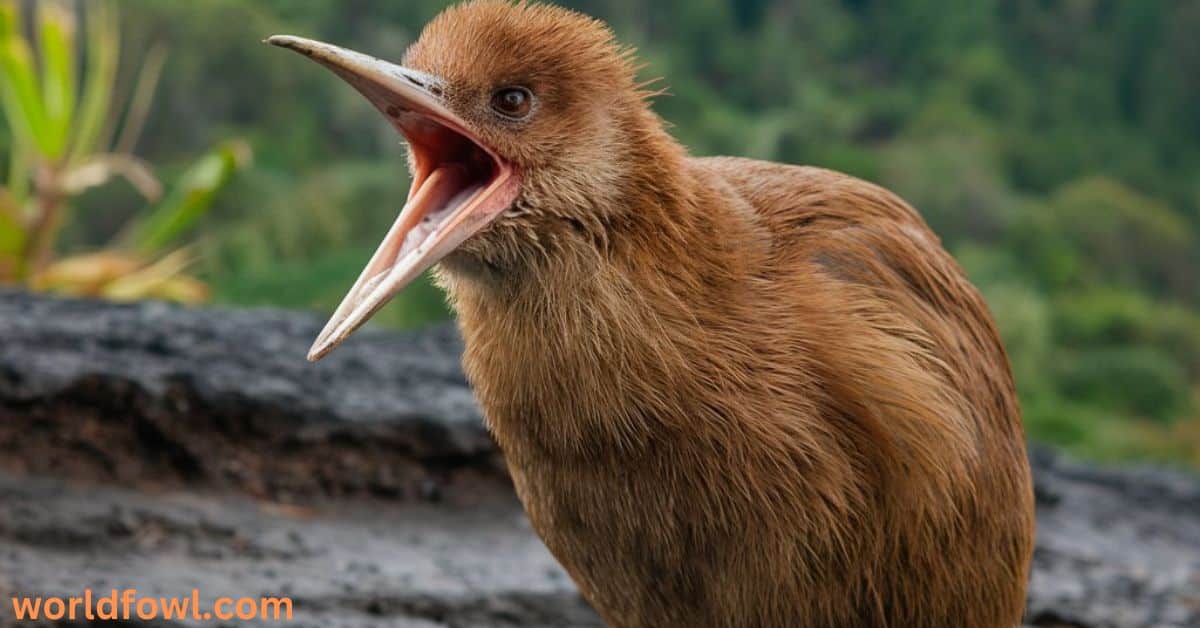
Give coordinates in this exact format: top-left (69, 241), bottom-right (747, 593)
top-left (491, 87), bottom-right (533, 119)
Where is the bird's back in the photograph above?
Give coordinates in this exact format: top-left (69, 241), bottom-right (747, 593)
top-left (690, 155), bottom-right (1036, 626)
top-left (696, 156), bottom-right (1025, 448)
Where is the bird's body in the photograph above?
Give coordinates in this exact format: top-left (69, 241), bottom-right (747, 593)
top-left (272, 3), bottom-right (1035, 626)
top-left (448, 156), bottom-right (1033, 627)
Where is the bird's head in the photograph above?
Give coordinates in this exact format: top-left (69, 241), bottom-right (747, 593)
top-left (270, 1), bottom-right (660, 361)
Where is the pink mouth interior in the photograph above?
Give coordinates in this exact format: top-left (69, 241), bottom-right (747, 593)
top-left (359, 113), bottom-right (506, 286)
top-left (404, 113), bottom-right (501, 200)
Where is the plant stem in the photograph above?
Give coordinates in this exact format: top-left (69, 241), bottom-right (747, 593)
top-left (22, 165), bottom-right (64, 281)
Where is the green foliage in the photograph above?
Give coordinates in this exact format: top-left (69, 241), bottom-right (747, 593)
top-left (1054, 347), bottom-right (1190, 424)
top-left (1053, 290), bottom-right (1200, 378)
top-left (1014, 178), bottom-right (1197, 299)
top-left (127, 141), bottom-right (251, 255)
top-left (0, 0), bottom-right (248, 302)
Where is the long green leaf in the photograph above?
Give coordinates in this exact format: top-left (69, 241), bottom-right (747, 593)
top-left (0, 2), bottom-right (52, 157)
top-left (37, 0), bottom-right (77, 161)
top-left (6, 135), bottom-right (30, 206)
top-left (69, 0), bottom-right (117, 164)
top-left (0, 187), bottom-right (25, 257)
top-left (128, 141), bottom-right (251, 255)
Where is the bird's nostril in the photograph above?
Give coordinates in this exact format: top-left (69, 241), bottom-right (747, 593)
top-left (401, 71), bottom-right (443, 97)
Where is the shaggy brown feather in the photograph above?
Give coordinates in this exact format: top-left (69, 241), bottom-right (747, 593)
top-left (400, 2), bottom-right (1036, 626)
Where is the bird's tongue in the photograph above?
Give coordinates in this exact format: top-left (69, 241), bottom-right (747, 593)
top-left (358, 164), bottom-right (478, 297)
top-left (401, 166), bottom-right (483, 255)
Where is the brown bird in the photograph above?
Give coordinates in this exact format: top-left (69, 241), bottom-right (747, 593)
top-left (269, 2), bottom-right (1035, 626)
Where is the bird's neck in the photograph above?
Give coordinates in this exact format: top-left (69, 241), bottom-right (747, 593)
top-left (443, 130), bottom-right (778, 462)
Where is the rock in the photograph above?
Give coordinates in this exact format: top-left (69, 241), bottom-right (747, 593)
top-left (0, 291), bottom-right (1198, 627)
top-left (0, 290), bottom-right (498, 500)
top-left (0, 474), bottom-right (597, 628)
top-left (1027, 446), bottom-right (1200, 628)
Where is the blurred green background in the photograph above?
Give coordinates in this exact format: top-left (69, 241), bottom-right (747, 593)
top-left (2, 0), bottom-right (1198, 465)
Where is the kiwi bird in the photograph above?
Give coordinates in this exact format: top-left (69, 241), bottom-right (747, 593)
top-left (269, 2), bottom-right (1035, 626)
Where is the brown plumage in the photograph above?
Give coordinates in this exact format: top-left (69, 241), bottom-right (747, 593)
top-left (271, 2), bottom-right (1035, 626)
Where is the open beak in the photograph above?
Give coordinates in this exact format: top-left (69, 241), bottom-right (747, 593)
top-left (267, 35), bottom-right (521, 362)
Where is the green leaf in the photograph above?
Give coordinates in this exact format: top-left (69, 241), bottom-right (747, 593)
top-left (0, 188), bottom-right (25, 256)
top-left (37, 1), bottom-right (77, 160)
top-left (128, 141), bottom-right (251, 255)
top-left (0, 2), bottom-right (52, 157)
top-left (69, 0), bottom-right (117, 164)
top-left (6, 135), bottom-right (30, 205)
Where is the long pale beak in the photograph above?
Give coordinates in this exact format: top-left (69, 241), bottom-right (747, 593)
top-left (267, 36), bottom-right (521, 362)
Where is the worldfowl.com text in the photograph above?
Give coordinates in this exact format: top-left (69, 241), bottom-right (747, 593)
top-left (9, 589), bottom-right (293, 622)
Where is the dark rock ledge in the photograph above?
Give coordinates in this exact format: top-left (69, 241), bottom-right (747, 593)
top-left (0, 291), bottom-right (1197, 627)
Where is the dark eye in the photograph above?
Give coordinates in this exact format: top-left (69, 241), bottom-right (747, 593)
top-left (491, 86), bottom-right (533, 119)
